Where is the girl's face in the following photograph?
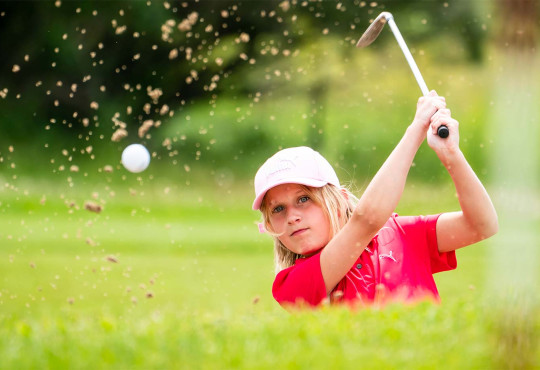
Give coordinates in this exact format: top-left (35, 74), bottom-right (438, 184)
top-left (265, 183), bottom-right (332, 256)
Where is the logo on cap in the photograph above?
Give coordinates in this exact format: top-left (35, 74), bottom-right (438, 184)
top-left (265, 154), bottom-right (298, 181)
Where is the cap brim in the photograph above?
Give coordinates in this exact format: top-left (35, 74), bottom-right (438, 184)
top-left (252, 177), bottom-right (328, 210)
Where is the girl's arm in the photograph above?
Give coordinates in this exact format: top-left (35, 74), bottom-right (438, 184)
top-left (427, 110), bottom-right (498, 252)
top-left (320, 91), bottom-right (445, 294)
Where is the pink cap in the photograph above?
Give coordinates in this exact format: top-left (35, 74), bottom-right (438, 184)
top-left (252, 146), bottom-right (340, 210)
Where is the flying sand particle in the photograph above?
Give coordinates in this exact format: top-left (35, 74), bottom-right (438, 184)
top-left (138, 120), bottom-right (153, 137)
top-left (84, 201), bottom-right (102, 213)
top-left (143, 103), bottom-right (151, 114)
top-left (279, 1), bottom-right (290, 11)
top-left (115, 25), bottom-right (127, 35)
top-left (111, 128), bottom-right (128, 142)
top-left (239, 32), bottom-right (250, 43)
top-left (168, 49), bottom-right (178, 59)
top-left (159, 105), bottom-right (169, 115)
top-left (106, 255), bottom-right (118, 263)
top-left (147, 87), bottom-right (163, 103)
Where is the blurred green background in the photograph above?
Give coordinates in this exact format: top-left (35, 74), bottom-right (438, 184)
top-left (1, 0), bottom-right (539, 368)
top-left (1, 0), bottom-right (497, 180)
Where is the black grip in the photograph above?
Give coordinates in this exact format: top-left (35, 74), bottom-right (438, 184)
top-left (437, 125), bottom-right (449, 138)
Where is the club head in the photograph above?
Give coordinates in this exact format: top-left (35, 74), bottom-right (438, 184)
top-left (356, 12), bottom-right (393, 48)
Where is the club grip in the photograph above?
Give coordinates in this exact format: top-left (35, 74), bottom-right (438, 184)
top-left (437, 125), bottom-right (449, 138)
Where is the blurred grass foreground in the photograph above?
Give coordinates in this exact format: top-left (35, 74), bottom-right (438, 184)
top-left (1, 0), bottom-right (540, 369)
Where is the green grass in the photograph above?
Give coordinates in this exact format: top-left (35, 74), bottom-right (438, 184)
top-left (1, 179), bottom-right (539, 369)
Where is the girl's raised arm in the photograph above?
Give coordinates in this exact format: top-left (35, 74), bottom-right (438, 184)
top-left (426, 110), bottom-right (498, 252)
top-left (320, 91), bottom-right (446, 294)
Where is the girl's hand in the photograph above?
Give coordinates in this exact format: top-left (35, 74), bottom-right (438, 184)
top-left (412, 90), bottom-right (446, 131)
top-left (427, 108), bottom-right (460, 156)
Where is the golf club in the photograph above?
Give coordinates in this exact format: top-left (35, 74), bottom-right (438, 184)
top-left (357, 12), bottom-right (449, 139)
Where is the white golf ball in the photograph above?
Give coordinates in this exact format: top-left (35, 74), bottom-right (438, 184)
top-left (121, 144), bottom-right (150, 173)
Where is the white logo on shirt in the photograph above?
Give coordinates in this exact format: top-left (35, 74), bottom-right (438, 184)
top-left (379, 250), bottom-right (397, 262)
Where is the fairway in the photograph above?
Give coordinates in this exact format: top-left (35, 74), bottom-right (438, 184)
top-left (2, 179), bottom-right (536, 369)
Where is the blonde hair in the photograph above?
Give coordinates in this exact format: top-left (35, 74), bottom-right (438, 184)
top-left (259, 184), bottom-right (358, 274)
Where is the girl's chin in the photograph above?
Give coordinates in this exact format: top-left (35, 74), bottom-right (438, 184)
top-left (298, 246), bottom-right (324, 258)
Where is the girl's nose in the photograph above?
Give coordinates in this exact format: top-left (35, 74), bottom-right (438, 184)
top-left (287, 209), bottom-right (301, 224)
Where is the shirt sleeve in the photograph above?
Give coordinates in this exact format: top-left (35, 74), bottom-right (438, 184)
top-left (272, 253), bottom-right (328, 307)
top-left (394, 213), bottom-right (457, 274)
top-left (423, 214), bottom-right (457, 273)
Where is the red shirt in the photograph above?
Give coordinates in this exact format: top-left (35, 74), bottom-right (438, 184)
top-left (272, 214), bottom-right (457, 307)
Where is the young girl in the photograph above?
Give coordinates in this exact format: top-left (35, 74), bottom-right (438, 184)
top-left (252, 91), bottom-right (498, 308)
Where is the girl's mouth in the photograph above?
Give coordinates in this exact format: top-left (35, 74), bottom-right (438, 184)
top-left (291, 228), bottom-right (308, 237)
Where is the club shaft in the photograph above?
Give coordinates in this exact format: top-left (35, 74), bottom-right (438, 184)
top-left (386, 17), bottom-right (429, 96)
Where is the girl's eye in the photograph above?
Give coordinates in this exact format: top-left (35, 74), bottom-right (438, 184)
top-left (272, 205), bottom-right (284, 213)
top-left (299, 196), bottom-right (310, 204)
